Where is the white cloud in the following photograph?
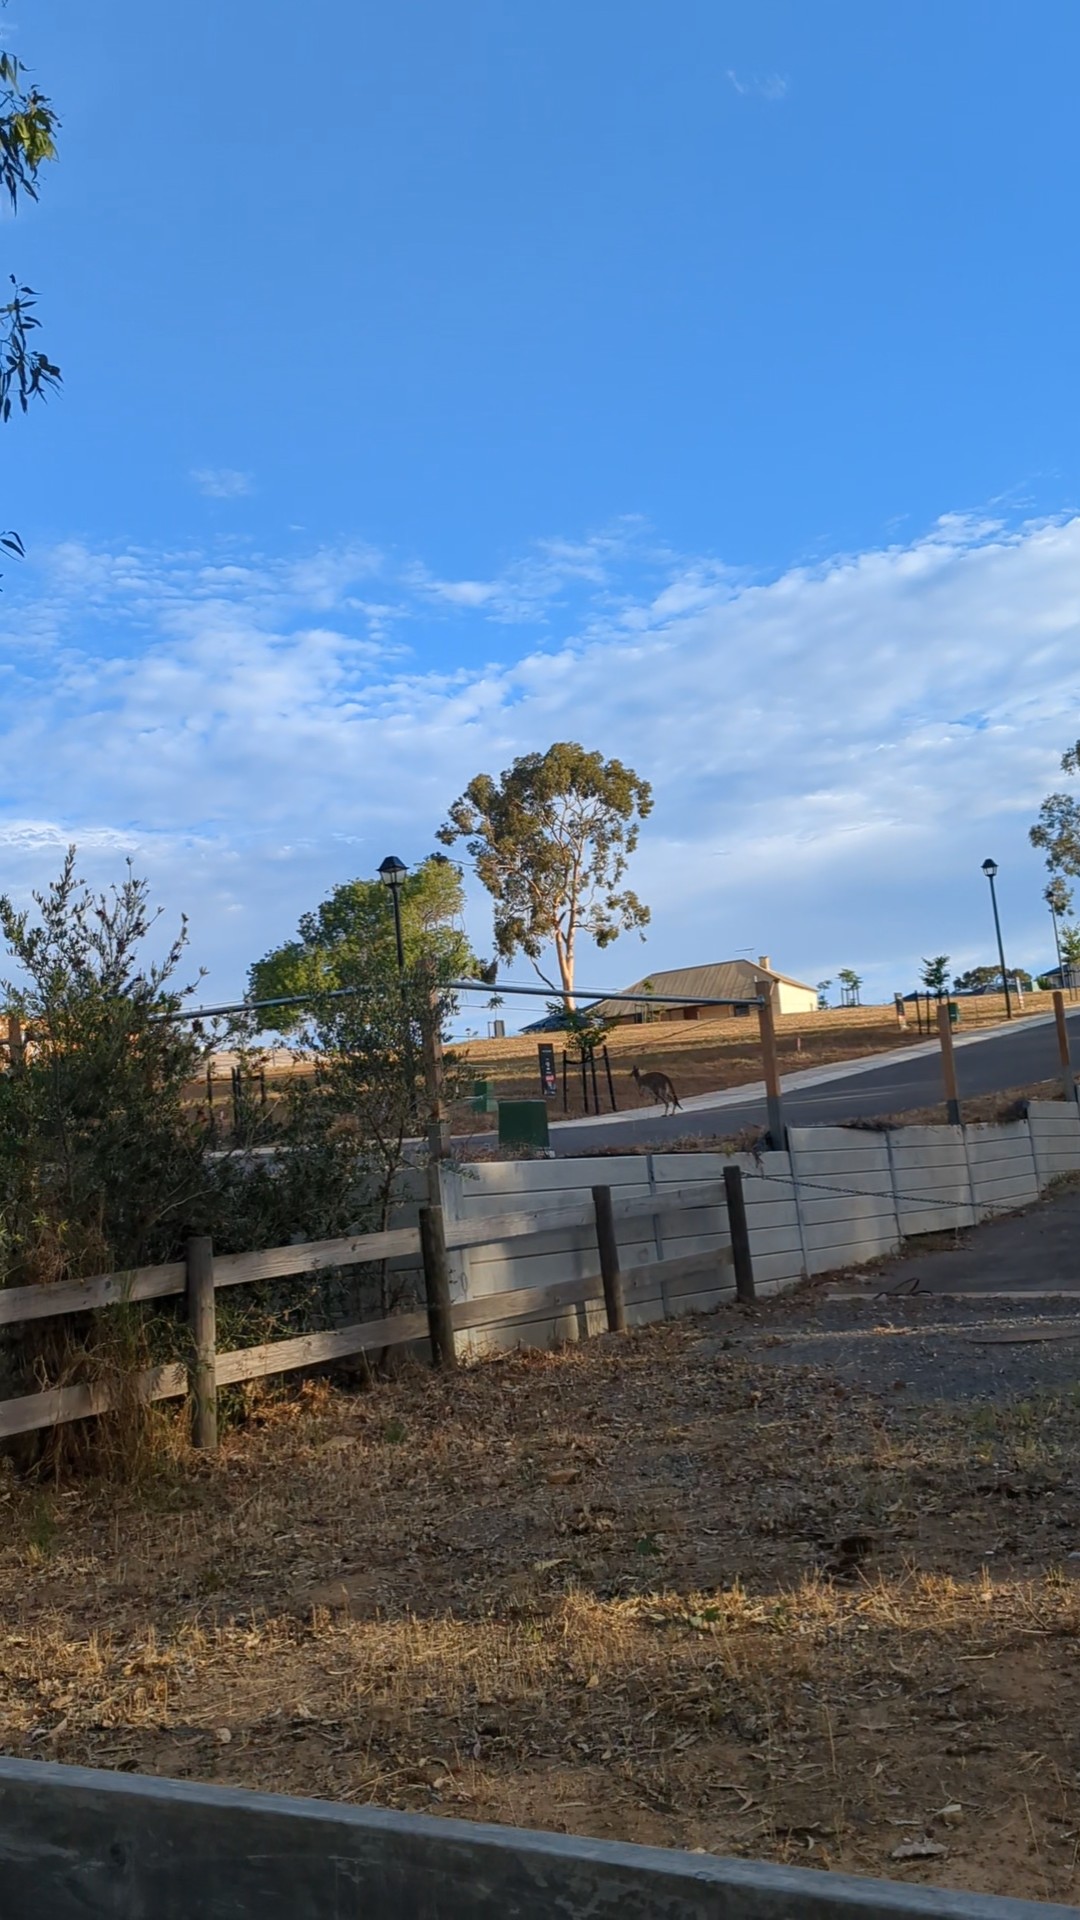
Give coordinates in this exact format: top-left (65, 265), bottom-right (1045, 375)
top-left (0, 511), bottom-right (1077, 1006)
top-left (726, 69), bottom-right (789, 102)
top-left (191, 468), bottom-right (254, 499)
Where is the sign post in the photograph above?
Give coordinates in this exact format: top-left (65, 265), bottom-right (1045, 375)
top-left (538, 1042), bottom-right (557, 1098)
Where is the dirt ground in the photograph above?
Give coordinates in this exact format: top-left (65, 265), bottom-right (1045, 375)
top-left (6, 1236), bottom-right (1080, 1905)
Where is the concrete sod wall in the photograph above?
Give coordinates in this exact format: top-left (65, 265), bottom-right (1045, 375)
top-left (441, 1149), bottom-right (800, 1354)
top-left (441, 1102), bottom-right (1080, 1351)
top-left (0, 1757), bottom-right (1074, 1920)
top-left (786, 1129), bottom-right (900, 1275)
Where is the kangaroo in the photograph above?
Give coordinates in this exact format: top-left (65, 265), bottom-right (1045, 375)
top-left (630, 1064), bottom-right (682, 1116)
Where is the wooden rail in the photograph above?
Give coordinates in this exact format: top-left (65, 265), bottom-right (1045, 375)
top-left (0, 1177), bottom-right (746, 1445)
top-left (0, 1185), bottom-right (732, 1330)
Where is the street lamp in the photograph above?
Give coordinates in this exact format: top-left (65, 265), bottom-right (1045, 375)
top-left (981, 857), bottom-right (1013, 1021)
top-left (378, 855), bottom-right (407, 970)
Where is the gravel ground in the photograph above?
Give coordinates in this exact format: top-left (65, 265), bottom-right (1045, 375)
top-left (713, 1178), bottom-right (1080, 1404)
top-left (726, 1290), bottom-right (1080, 1405)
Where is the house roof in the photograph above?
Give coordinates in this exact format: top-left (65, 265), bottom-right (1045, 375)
top-left (588, 960), bottom-right (816, 1020)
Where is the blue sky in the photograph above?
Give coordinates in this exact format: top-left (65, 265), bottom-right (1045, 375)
top-left (2, 1), bottom-right (1080, 1014)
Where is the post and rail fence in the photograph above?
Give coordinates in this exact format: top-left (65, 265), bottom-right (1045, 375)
top-left (932, 987), bottom-right (1078, 1124)
top-left (0, 1173), bottom-right (749, 1450)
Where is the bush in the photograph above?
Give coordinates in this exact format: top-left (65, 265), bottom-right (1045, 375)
top-left (0, 853), bottom-right (455, 1468)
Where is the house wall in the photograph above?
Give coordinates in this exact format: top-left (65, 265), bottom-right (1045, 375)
top-left (774, 981), bottom-right (820, 1015)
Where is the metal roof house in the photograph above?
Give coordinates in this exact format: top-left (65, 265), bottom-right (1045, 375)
top-left (589, 957), bottom-right (819, 1023)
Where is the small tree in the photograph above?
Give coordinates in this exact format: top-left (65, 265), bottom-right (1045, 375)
top-left (438, 742), bottom-right (652, 1007)
top-left (816, 979), bottom-right (832, 1010)
top-left (554, 1002), bottom-right (615, 1060)
top-left (1031, 741), bottom-right (1080, 880)
top-left (953, 965), bottom-right (998, 993)
top-left (837, 968), bottom-right (863, 1007)
top-left (272, 965), bottom-right (454, 1311)
top-left (0, 852), bottom-right (211, 1287)
top-left (1060, 924), bottom-right (1080, 992)
top-left (920, 955), bottom-right (951, 1000)
top-left (1045, 877), bottom-right (1072, 982)
top-left (248, 855), bottom-right (475, 1032)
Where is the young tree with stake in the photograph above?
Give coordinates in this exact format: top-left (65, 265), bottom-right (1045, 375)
top-left (920, 955), bottom-right (951, 1001)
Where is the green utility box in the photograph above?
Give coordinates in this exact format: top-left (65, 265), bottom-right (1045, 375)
top-left (498, 1099), bottom-right (551, 1152)
top-left (948, 1001), bottom-right (961, 1027)
top-left (472, 1078), bottom-right (498, 1114)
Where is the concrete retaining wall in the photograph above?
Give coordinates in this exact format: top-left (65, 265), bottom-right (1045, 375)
top-left (441, 1100), bottom-right (1080, 1349)
top-left (0, 1757), bottom-right (1072, 1920)
top-left (787, 1129), bottom-right (901, 1275)
top-left (442, 1148), bottom-right (806, 1352)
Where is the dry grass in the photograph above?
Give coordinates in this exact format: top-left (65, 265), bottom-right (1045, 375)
top-left (4, 1316), bottom-right (1080, 1901)
top-left (836, 1080), bottom-right (1066, 1133)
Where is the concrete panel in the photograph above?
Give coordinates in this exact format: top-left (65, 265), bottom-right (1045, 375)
top-left (964, 1127), bottom-right (1037, 1163)
top-left (898, 1206), bottom-right (975, 1236)
top-left (805, 1239), bottom-right (900, 1276)
top-left (5, 1758), bottom-right (1068, 1920)
top-left (798, 1194), bottom-right (899, 1229)
top-left (455, 1159), bottom-right (647, 1194)
top-left (751, 1250), bottom-right (809, 1285)
top-left (1027, 1102), bottom-right (1080, 1130)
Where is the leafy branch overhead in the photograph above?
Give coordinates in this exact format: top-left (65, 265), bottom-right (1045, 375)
top-left (0, 50), bottom-right (58, 209)
top-left (0, 43), bottom-right (62, 572)
top-left (438, 742), bottom-right (652, 1005)
top-left (0, 278), bottom-right (60, 421)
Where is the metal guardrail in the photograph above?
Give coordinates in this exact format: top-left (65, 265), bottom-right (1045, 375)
top-left (0, 1758), bottom-right (1074, 1919)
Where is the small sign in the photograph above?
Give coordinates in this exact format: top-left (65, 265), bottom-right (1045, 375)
top-left (538, 1042), bottom-right (557, 1098)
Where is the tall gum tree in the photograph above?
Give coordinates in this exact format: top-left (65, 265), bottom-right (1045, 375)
top-left (438, 742), bottom-right (652, 1008)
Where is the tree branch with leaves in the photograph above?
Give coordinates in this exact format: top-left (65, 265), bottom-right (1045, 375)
top-left (0, 37), bottom-right (61, 573)
top-left (1031, 741), bottom-right (1080, 883)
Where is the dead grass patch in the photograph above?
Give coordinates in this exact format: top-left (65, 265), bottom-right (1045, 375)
top-left (4, 1325), bottom-right (1080, 1901)
top-left (839, 1080), bottom-right (1066, 1132)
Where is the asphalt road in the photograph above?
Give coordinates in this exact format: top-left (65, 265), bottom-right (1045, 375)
top-left (548, 1007), bottom-right (1080, 1154)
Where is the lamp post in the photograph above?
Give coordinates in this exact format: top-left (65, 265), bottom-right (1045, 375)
top-left (378, 855), bottom-right (407, 971)
top-left (981, 857), bottom-right (1012, 1021)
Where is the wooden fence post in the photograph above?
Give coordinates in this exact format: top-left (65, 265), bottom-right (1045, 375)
top-left (936, 1002), bottom-right (962, 1127)
top-left (186, 1235), bottom-right (218, 1452)
top-left (754, 979), bottom-right (785, 1148)
top-left (1053, 990), bottom-right (1078, 1106)
top-left (591, 1184), bottom-right (626, 1332)
top-left (723, 1165), bottom-right (756, 1303)
top-left (418, 1203), bottom-right (457, 1370)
